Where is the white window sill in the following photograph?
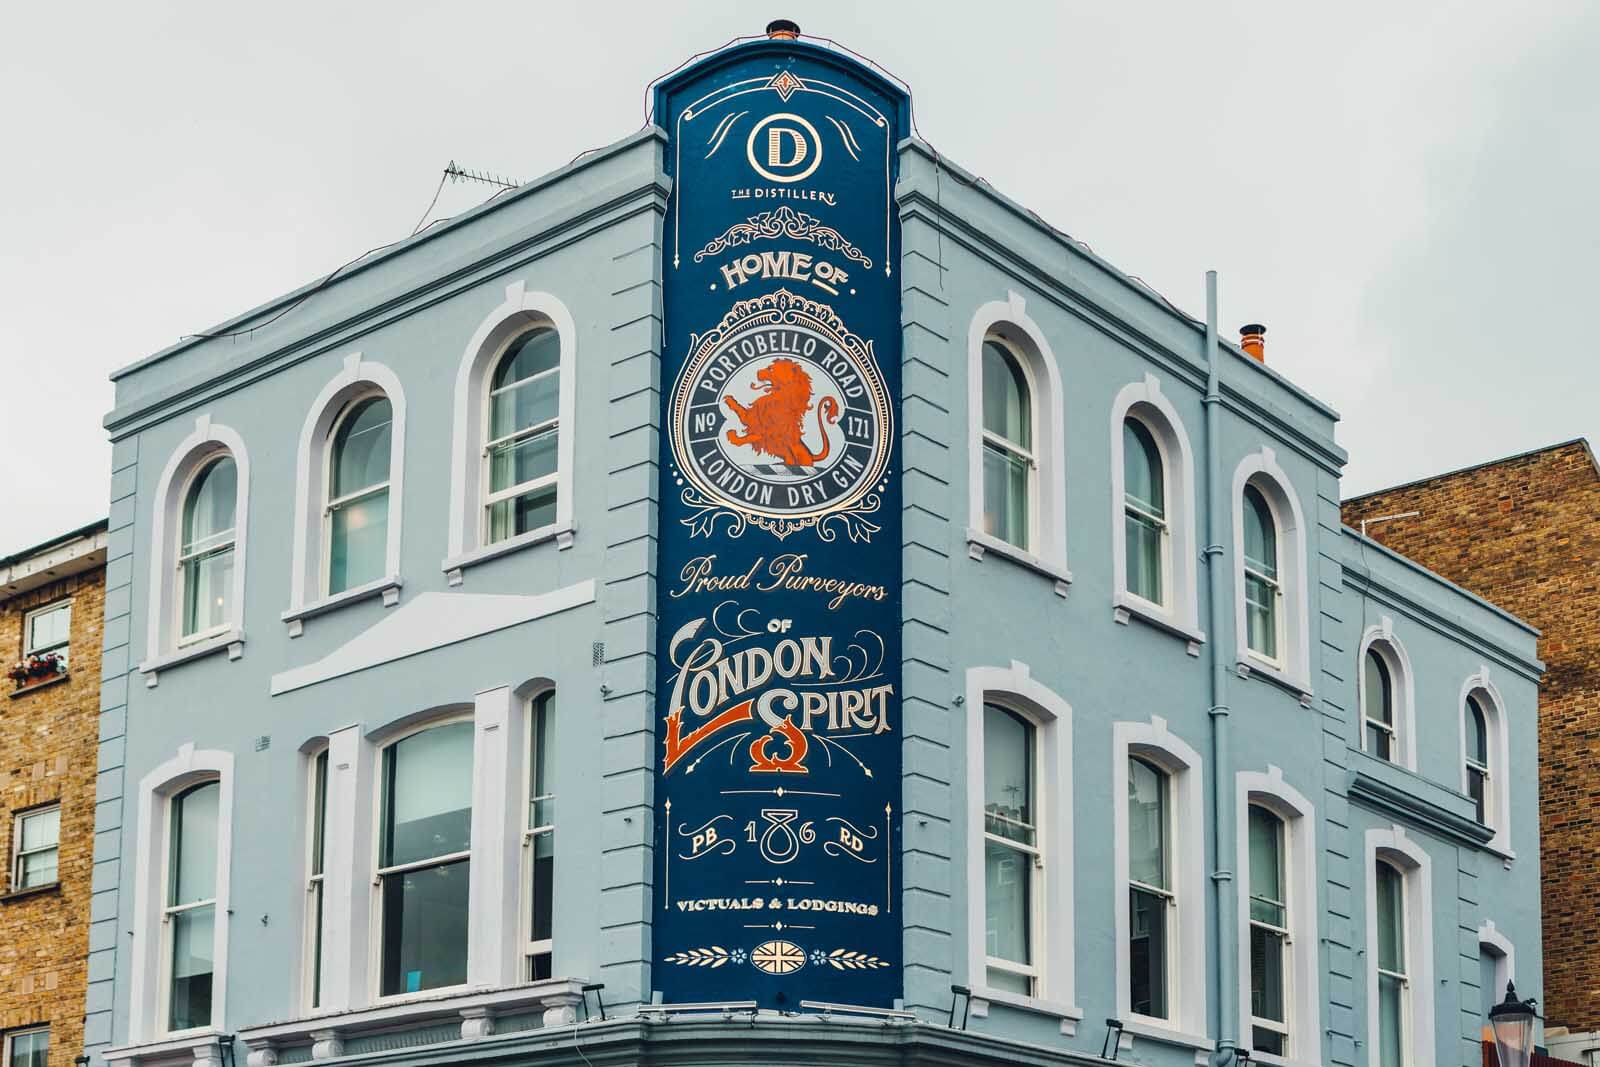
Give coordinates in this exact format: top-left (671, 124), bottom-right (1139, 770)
top-left (281, 577), bottom-right (402, 636)
top-left (138, 630), bottom-right (244, 687)
top-left (1249, 1049), bottom-right (1325, 1067)
top-left (969, 986), bottom-right (1083, 1035)
top-left (1112, 591), bottom-right (1205, 654)
top-left (236, 978), bottom-right (589, 1062)
top-left (965, 528), bottom-right (1072, 596)
top-left (103, 1030), bottom-right (228, 1067)
top-left (1236, 653), bottom-right (1313, 707)
top-left (1120, 1016), bottom-right (1215, 1064)
top-left (442, 522), bottom-right (575, 585)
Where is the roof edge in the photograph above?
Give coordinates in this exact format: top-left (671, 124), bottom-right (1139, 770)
top-left (1344, 437), bottom-right (1598, 504)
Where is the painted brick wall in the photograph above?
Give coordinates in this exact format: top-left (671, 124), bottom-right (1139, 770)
top-left (0, 566), bottom-right (104, 1066)
top-left (1343, 440), bottom-right (1600, 1032)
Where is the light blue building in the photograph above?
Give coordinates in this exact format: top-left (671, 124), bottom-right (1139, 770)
top-left (86, 22), bottom-right (1542, 1067)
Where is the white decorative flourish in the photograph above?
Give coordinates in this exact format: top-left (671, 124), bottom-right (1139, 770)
top-left (820, 948), bottom-right (891, 970)
top-left (692, 205), bottom-right (872, 268)
top-left (664, 946), bottom-right (735, 968)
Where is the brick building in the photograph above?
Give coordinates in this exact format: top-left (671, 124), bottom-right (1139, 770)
top-left (1344, 439), bottom-right (1600, 1057)
top-left (0, 521), bottom-right (108, 1067)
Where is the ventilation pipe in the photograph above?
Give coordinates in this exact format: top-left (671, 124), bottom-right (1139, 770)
top-left (765, 18), bottom-right (801, 39)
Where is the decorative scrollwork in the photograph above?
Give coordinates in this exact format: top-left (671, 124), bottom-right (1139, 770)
top-left (818, 948), bottom-right (891, 970)
top-left (663, 946), bottom-right (736, 968)
top-left (693, 205), bottom-right (872, 268)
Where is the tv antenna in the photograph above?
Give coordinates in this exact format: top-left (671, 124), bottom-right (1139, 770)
top-left (444, 160), bottom-right (523, 191)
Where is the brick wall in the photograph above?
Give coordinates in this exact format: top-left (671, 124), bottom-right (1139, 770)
top-left (1344, 440), bottom-right (1600, 1033)
top-left (0, 569), bottom-right (103, 1066)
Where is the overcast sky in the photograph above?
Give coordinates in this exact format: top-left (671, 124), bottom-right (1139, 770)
top-left (2, 1), bottom-right (1595, 553)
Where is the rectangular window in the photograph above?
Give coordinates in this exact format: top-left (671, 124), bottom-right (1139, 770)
top-left (1375, 862), bottom-right (1409, 1067)
top-left (166, 781), bottom-right (220, 1032)
top-left (12, 804), bottom-right (61, 890)
top-left (1127, 757), bottom-right (1171, 1020)
top-left (1244, 570), bottom-right (1278, 659)
top-left (982, 442), bottom-right (1032, 550)
top-left (1248, 806), bottom-right (1290, 1055)
top-left (305, 749), bottom-right (329, 1009)
top-left (24, 601), bottom-right (71, 669)
top-left (983, 704), bottom-right (1038, 995)
top-left (525, 693), bottom-right (555, 980)
top-left (4, 1029), bottom-right (48, 1067)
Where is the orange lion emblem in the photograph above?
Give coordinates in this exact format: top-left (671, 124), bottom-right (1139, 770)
top-left (723, 358), bottom-right (840, 466)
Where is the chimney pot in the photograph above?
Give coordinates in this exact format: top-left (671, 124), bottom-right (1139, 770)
top-left (1240, 323), bottom-right (1266, 363)
top-left (766, 19), bottom-right (801, 40)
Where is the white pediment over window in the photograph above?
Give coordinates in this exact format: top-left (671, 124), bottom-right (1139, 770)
top-left (270, 581), bottom-right (595, 695)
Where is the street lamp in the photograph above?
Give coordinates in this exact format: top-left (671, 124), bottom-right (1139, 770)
top-left (1488, 980), bottom-right (1540, 1067)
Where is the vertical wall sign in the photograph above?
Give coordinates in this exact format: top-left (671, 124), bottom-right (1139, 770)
top-left (653, 38), bottom-right (907, 1011)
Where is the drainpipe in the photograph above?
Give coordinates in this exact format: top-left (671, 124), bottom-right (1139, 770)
top-left (1203, 270), bottom-right (1240, 1063)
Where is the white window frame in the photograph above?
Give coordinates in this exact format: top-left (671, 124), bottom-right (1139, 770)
top-left (1231, 449), bottom-right (1311, 692)
top-left (1236, 769), bottom-right (1321, 1067)
top-left (174, 455), bottom-right (240, 648)
top-left (287, 354), bottom-right (408, 619)
top-left (3, 1027), bottom-right (49, 1067)
top-left (23, 599), bottom-right (72, 669)
top-left (302, 745), bottom-right (330, 1012)
top-left (11, 803), bottom-right (62, 890)
top-left (1357, 620), bottom-right (1417, 772)
top-left (1364, 826), bottom-right (1435, 1067)
top-left (446, 282), bottom-right (577, 573)
top-left (980, 702), bottom-right (1042, 996)
top-left (161, 780), bottom-right (222, 1035)
top-left (521, 689), bottom-right (555, 980)
top-left (963, 662), bottom-right (1079, 1027)
top-left (1459, 669), bottom-right (1513, 853)
top-left (1108, 375), bottom-right (1202, 639)
top-left (964, 293), bottom-right (1071, 588)
top-left (143, 417), bottom-right (250, 670)
top-left (127, 745), bottom-right (234, 1043)
top-left (978, 336), bottom-right (1040, 553)
top-left (483, 338), bottom-right (561, 543)
top-left (1113, 717), bottom-right (1207, 1044)
top-left (369, 712), bottom-right (476, 1005)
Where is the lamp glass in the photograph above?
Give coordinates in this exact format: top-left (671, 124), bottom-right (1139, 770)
top-left (1489, 1001), bottom-right (1534, 1067)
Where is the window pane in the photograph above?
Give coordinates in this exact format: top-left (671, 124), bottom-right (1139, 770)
top-left (492, 329), bottom-right (559, 394)
top-left (1252, 1026), bottom-right (1286, 1057)
top-left (328, 488), bottom-right (389, 593)
top-left (27, 604), bottom-right (70, 653)
top-left (984, 839), bottom-right (1030, 968)
top-left (981, 341), bottom-right (1030, 447)
top-left (983, 705), bottom-right (1034, 844)
top-left (1248, 806), bottom-right (1286, 926)
top-left (20, 807), bottom-right (60, 851)
top-left (182, 457), bottom-right (237, 552)
top-left (488, 483), bottom-right (559, 544)
top-left (1377, 972), bottom-right (1405, 1067)
top-left (20, 847), bottom-right (58, 887)
top-left (531, 830), bottom-right (554, 942)
top-left (1127, 758), bottom-right (1167, 890)
top-left (380, 858), bottom-right (470, 995)
top-left (1367, 723), bottom-right (1392, 761)
top-left (8, 1032), bottom-right (48, 1067)
top-left (1243, 486), bottom-right (1277, 578)
top-left (1245, 573), bottom-right (1277, 659)
top-left (1467, 697), bottom-right (1489, 763)
top-left (311, 751), bottom-right (329, 876)
top-left (1129, 885), bottom-right (1168, 1019)
top-left (182, 546), bottom-right (234, 637)
top-left (489, 426), bottom-right (558, 495)
top-left (170, 904), bottom-right (215, 1030)
top-left (382, 722), bottom-right (473, 868)
top-left (1123, 419), bottom-right (1164, 519)
top-left (986, 966), bottom-right (1030, 996)
top-left (1376, 862), bottom-right (1405, 973)
top-left (310, 880), bottom-right (325, 1009)
top-left (1250, 924), bottom-right (1286, 1024)
top-left (529, 953), bottom-right (552, 981)
top-left (1468, 767), bottom-right (1487, 824)
top-left (330, 397), bottom-right (392, 498)
top-left (1125, 510), bottom-right (1163, 603)
top-left (982, 442), bottom-right (1029, 549)
top-left (1365, 650), bottom-right (1394, 727)
top-left (491, 367), bottom-right (560, 441)
top-left (529, 695), bottom-right (554, 828)
top-left (1480, 951), bottom-right (1500, 1022)
top-left (171, 782), bottom-right (220, 906)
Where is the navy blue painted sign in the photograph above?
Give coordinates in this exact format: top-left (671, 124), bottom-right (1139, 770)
top-left (653, 41), bottom-right (907, 1011)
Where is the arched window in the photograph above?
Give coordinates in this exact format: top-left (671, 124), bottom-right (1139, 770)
top-left (1123, 418), bottom-right (1167, 605)
top-left (983, 703), bottom-right (1039, 995)
top-left (980, 339), bottom-right (1034, 550)
top-left (325, 396), bottom-right (392, 595)
top-left (166, 780), bottom-right (221, 1031)
top-left (1242, 484), bottom-right (1279, 660)
top-left (377, 719), bottom-right (474, 997)
top-left (1248, 805), bottom-right (1289, 1056)
top-left (524, 691), bottom-right (556, 981)
top-left (179, 456), bottom-right (238, 642)
top-left (1465, 695), bottom-right (1490, 825)
top-left (486, 328), bottom-right (561, 544)
top-left (1127, 756), bottom-right (1172, 1020)
top-left (1374, 859), bottom-right (1409, 1067)
top-left (1364, 648), bottom-right (1397, 760)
